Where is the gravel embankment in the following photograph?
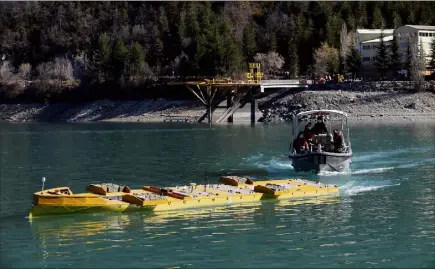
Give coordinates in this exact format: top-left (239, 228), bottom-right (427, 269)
top-left (258, 90), bottom-right (435, 122)
top-left (0, 99), bottom-right (204, 122)
top-left (1, 81), bottom-right (435, 123)
top-left (257, 81), bottom-right (435, 122)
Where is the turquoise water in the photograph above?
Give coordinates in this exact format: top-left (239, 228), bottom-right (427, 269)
top-left (0, 121), bottom-right (434, 268)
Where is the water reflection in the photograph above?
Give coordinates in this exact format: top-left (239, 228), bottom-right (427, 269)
top-left (29, 195), bottom-right (346, 252)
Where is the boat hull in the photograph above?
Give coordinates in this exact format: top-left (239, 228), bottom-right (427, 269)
top-left (290, 152), bottom-right (352, 173)
top-left (29, 179), bottom-right (340, 218)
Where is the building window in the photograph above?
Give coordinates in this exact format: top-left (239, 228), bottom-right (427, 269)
top-left (401, 43), bottom-right (407, 49)
top-left (363, 57), bottom-right (371, 62)
top-left (362, 45), bottom-right (371, 50)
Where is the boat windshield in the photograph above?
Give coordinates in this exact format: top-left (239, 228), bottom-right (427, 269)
top-left (290, 111), bottom-right (351, 155)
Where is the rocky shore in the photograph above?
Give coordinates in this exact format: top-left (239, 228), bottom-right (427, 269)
top-left (1, 81), bottom-right (435, 123)
top-left (257, 81), bottom-right (435, 122)
top-left (0, 99), bottom-right (204, 123)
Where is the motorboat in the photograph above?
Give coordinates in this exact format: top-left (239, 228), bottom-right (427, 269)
top-left (289, 110), bottom-right (352, 173)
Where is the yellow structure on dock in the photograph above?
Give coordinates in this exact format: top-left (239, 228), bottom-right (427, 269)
top-left (29, 177), bottom-right (339, 218)
top-left (245, 63), bottom-right (264, 83)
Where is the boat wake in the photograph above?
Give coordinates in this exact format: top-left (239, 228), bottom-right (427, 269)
top-left (340, 180), bottom-right (401, 196)
top-left (318, 166), bottom-right (395, 176)
top-left (253, 157), bottom-right (293, 171)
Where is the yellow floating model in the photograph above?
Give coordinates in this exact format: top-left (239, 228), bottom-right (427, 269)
top-left (29, 176), bottom-right (339, 219)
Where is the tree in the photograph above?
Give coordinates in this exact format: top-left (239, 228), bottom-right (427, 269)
top-left (419, 40), bottom-right (426, 71)
top-left (128, 42), bottom-right (146, 78)
top-left (111, 38), bottom-right (128, 82)
top-left (404, 39), bottom-right (412, 80)
top-left (429, 37), bottom-right (435, 70)
top-left (372, 4), bottom-right (384, 28)
top-left (410, 40), bottom-right (424, 91)
top-left (339, 22), bottom-right (349, 73)
top-left (373, 29), bottom-right (389, 80)
top-left (287, 35), bottom-right (299, 78)
top-left (242, 23), bottom-right (256, 61)
top-left (346, 47), bottom-right (362, 80)
top-left (313, 42), bottom-right (339, 76)
top-left (389, 33), bottom-right (402, 77)
top-left (253, 51), bottom-right (285, 78)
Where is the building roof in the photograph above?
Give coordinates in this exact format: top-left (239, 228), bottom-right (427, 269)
top-left (361, 35), bottom-right (394, 44)
top-left (404, 25), bottom-right (435, 31)
top-left (356, 29), bottom-right (394, 34)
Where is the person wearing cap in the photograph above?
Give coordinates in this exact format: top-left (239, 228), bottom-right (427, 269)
top-left (312, 116), bottom-right (328, 135)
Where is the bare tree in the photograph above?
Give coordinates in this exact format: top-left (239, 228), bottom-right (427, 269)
top-left (223, 2), bottom-right (253, 44)
top-left (313, 42), bottom-right (340, 76)
top-left (253, 52), bottom-right (285, 78)
top-left (419, 40), bottom-right (427, 71)
top-left (340, 22), bottom-right (349, 72)
top-left (0, 60), bottom-right (15, 82)
top-left (17, 63), bottom-right (32, 80)
top-left (410, 40), bottom-right (424, 92)
top-left (37, 57), bottom-right (74, 81)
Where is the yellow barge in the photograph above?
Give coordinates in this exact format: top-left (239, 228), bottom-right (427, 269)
top-left (29, 176), bottom-right (339, 218)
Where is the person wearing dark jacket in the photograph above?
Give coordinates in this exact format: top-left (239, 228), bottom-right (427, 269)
top-left (333, 129), bottom-right (345, 152)
top-left (293, 132), bottom-right (308, 154)
top-left (303, 122), bottom-right (314, 142)
top-left (312, 116), bottom-right (328, 134)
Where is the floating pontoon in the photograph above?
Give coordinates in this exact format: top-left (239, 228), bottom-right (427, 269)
top-left (29, 176), bottom-right (339, 218)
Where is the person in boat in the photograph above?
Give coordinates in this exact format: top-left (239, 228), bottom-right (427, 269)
top-left (303, 122), bottom-right (314, 142)
top-left (333, 129), bottom-right (345, 153)
top-left (293, 131), bottom-right (308, 154)
top-left (312, 116), bottom-right (328, 135)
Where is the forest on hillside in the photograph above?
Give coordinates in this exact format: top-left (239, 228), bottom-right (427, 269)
top-left (1, 1), bottom-right (435, 103)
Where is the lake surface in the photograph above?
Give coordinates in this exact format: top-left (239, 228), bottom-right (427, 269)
top-left (0, 121), bottom-right (434, 268)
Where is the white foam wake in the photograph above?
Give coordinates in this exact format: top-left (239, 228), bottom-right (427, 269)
top-left (340, 181), bottom-right (401, 196)
top-left (254, 158), bottom-right (293, 170)
top-left (318, 167), bottom-right (395, 176)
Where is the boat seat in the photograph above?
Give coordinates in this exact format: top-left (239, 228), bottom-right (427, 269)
top-left (311, 134), bottom-right (332, 145)
top-left (219, 176), bottom-right (254, 186)
top-left (87, 183), bottom-right (131, 195)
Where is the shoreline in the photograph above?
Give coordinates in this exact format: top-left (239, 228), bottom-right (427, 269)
top-left (1, 89), bottom-right (435, 124)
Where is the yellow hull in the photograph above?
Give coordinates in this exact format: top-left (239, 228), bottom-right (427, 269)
top-left (29, 178), bottom-right (339, 218)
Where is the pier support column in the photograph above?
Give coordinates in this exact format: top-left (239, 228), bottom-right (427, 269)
top-left (250, 90), bottom-right (257, 124)
top-left (227, 93), bottom-right (233, 123)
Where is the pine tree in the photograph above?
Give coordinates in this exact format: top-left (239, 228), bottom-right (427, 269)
top-left (389, 34), bottom-right (402, 76)
top-left (287, 35), bottom-right (299, 78)
top-left (372, 5), bottom-right (384, 28)
top-left (128, 42), bottom-right (145, 78)
top-left (346, 47), bottom-right (362, 80)
top-left (87, 33), bottom-right (112, 82)
top-left (242, 23), bottom-right (256, 62)
top-left (270, 32), bottom-right (277, 52)
top-left (404, 39), bottom-right (412, 80)
top-left (419, 40), bottom-right (426, 71)
top-left (340, 22), bottom-right (349, 73)
top-left (112, 38), bottom-right (128, 82)
top-left (429, 37), bottom-right (435, 70)
top-left (374, 29), bottom-right (389, 80)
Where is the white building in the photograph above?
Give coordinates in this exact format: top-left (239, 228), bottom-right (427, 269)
top-left (353, 26), bottom-right (435, 71)
top-left (354, 29), bottom-right (394, 68)
top-left (394, 25), bottom-right (435, 67)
